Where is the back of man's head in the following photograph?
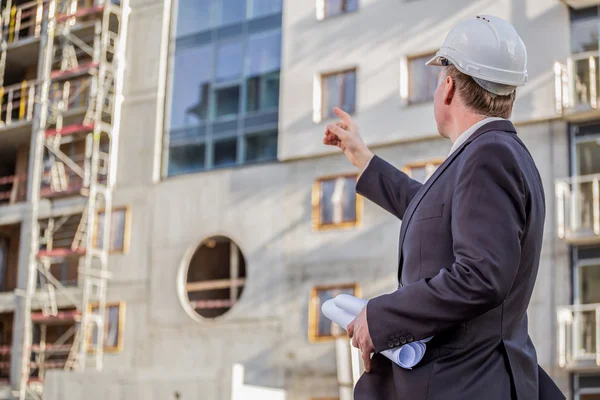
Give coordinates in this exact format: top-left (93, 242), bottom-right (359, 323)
top-left (445, 65), bottom-right (516, 119)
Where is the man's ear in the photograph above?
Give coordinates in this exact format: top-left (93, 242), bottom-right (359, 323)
top-left (443, 76), bottom-right (455, 105)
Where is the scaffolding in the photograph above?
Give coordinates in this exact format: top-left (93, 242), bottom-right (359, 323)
top-left (0, 0), bottom-right (128, 398)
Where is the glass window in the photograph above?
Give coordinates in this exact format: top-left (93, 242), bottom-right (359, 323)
top-left (214, 137), bottom-right (238, 167)
top-left (576, 138), bottom-right (600, 176)
top-left (322, 69), bottom-right (356, 120)
top-left (170, 45), bottom-right (213, 129)
top-left (96, 208), bottom-right (129, 253)
top-left (309, 284), bottom-right (359, 342)
top-left (216, 41), bottom-right (244, 82)
top-left (246, 71), bottom-right (280, 112)
top-left (251, 0), bottom-right (283, 19)
top-left (168, 143), bottom-right (206, 175)
top-left (220, 0), bottom-right (246, 26)
top-left (176, 0), bottom-right (214, 37)
top-left (570, 6), bottom-right (600, 53)
top-left (214, 85), bottom-right (241, 118)
top-left (245, 130), bottom-right (277, 162)
top-left (184, 236), bottom-right (246, 319)
top-left (403, 160), bottom-right (443, 183)
top-left (313, 175), bottom-right (360, 229)
top-left (324, 0), bottom-right (358, 18)
top-left (89, 303), bottom-right (124, 352)
top-left (408, 53), bottom-right (439, 104)
top-left (246, 31), bottom-right (281, 76)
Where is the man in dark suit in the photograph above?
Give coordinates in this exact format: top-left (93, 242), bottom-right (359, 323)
top-left (323, 15), bottom-right (565, 400)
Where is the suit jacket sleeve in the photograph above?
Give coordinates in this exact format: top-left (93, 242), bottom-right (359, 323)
top-left (366, 141), bottom-right (528, 353)
top-left (356, 155), bottom-right (423, 220)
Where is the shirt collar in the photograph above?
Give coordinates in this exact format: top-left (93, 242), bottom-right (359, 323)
top-left (448, 117), bottom-right (506, 156)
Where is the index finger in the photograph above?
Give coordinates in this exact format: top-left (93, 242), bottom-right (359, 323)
top-left (333, 107), bottom-right (352, 126)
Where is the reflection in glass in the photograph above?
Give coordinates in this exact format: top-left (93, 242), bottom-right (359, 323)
top-left (246, 72), bottom-right (280, 112)
top-left (168, 144), bottom-right (206, 175)
top-left (323, 70), bottom-right (356, 120)
top-left (170, 45), bottom-right (212, 129)
top-left (246, 31), bottom-right (281, 76)
top-left (221, 0), bottom-right (246, 26)
top-left (216, 41), bottom-right (243, 82)
top-left (325, 0), bottom-right (358, 17)
top-left (176, 0), bottom-right (213, 37)
top-left (409, 53), bottom-right (439, 104)
top-left (215, 86), bottom-right (240, 118)
top-left (570, 7), bottom-right (599, 53)
top-left (319, 177), bottom-right (357, 225)
top-left (214, 138), bottom-right (238, 167)
top-left (251, 0), bottom-right (283, 19)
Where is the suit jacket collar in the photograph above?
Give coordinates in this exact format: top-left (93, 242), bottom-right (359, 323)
top-left (396, 119), bottom-right (517, 284)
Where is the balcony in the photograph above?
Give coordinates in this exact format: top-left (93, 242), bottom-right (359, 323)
top-left (554, 52), bottom-right (600, 121)
top-left (556, 174), bottom-right (600, 244)
top-left (558, 304), bottom-right (600, 370)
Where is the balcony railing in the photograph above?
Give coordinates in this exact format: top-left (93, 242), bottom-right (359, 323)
top-left (558, 303), bottom-right (600, 369)
top-left (0, 0), bottom-right (46, 46)
top-left (0, 80), bottom-right (38, 126)
top-left (554, 51), bottom-right (600, 115)
top-left (556, 174), bottom-right (600, 244)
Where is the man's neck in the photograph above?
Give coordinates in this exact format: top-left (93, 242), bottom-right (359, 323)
top-left (447, 114), bottom-right (487, 144)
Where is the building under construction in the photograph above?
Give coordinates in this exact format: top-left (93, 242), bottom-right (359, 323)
top-left (0, 0), bottom-right (597, 399)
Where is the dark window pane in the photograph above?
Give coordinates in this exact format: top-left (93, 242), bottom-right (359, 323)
top-left (323, 70), bottom-right (356, 119)
top-left (170, 45), bottom-right (212, 129)
top-left (246, 31), bottom-right (281, 76)
top-left (571, 7), bottom-right (600, 53)
top-left (320, 180), bottom-right (335, 225)
top-left (214, 138), bottom-right (238, 167)
top-left (216, 41), bottom-right (243, 82)
top-left (252, 0), bottom-right (282, 19)
top-left (409, 54), bottom-right (439, 104)
top-left (342, 177), bottom-right (357, 222)
top-left (576, 138), bottom-right (600, 175)
top-left (168, 144), bottom-right (206, 175)
top-left (106, 306), bottom-right (120, 347)
top-left (319, 177), bottom-right (357, 225)
top-left (343, 70), bottom-right (356, 113)
top-left (346, 0), bottom-right (358, 12)
top-left (326, 0), bottom-right (343, 17)
top-left (245, 130), bottom-right (277, 162)
top-left (220, 0), bottom-right (246, 26)
top-left (246, 71), bottom-right (280, 112)
top-left (215, 86), bottom-right (240, 118)
top-left (176, 0), bottom-right (214, 37)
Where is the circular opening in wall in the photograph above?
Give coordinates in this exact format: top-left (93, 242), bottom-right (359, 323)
top-left (185, 236), bottom-right (247, 319)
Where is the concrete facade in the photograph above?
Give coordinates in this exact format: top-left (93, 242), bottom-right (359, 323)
top-left (0, 0), bottom-right (592, 399)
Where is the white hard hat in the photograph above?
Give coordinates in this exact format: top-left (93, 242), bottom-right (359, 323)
top-left (426, 15), bottom-right (528, 95)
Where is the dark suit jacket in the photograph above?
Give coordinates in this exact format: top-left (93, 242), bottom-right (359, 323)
top-left (354, 120), bottom-right (565, 400)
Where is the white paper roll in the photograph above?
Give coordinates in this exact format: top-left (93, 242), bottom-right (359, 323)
top-left (320, 295), bottom-right (434, 370)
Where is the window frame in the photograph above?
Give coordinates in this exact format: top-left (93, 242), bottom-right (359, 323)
top-left (308, 283), bottom-right (361, 343)
top-left (404, 50), bottom-right (439, 106)
top-left (87, 301), bottom-right (126, 354)
top-left (318, 67), bottom-right (357, 123)
top-left (312, 173), bottom-right (362, 231)
top-left (317, 0), bottom-right (359, 20)
top-left (402, 158), bottom-right (445, 183)
top-left (93, 206), bottom-right (131, 255)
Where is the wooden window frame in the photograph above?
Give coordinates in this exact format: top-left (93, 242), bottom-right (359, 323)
top-left (402, 158), bottom-right (445, 183)
top-left (312, 173), bottom-right (363, 231)
top-left (406, 51), bottom-right (438, 105)
top-left (308, 283), bottom-right (361, 343)
top-left (87, 301), bottom-right (126, 354)
top-left (93, 206), bottom-right (131, 254)
top-left (320, 68), bottom-right (357, 122)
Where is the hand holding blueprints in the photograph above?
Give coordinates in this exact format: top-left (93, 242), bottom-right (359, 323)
top-left (321, 294), bottom-right (432, 369)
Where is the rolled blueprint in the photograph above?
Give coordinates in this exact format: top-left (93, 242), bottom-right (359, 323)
top-left (321, 296), bottom-right (432, 369)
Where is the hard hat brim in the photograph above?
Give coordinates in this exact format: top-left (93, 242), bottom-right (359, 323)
top-left (425, 55), bottom-right (443, 67)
